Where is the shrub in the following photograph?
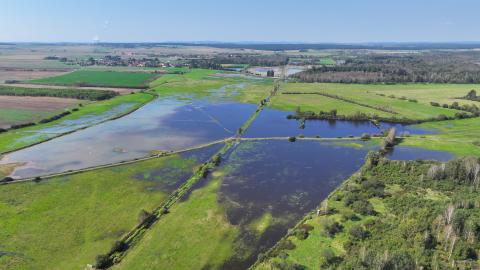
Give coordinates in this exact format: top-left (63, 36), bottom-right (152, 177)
top-left (349, 225), bottom-right (369, 240)
top-left (453, 241), bottom-right (478, 260)
top-left (94, 254), bottom-right (112, 269)
top-left (294, 224), bottom-right (314, 240)
top-left (320, 219), bottom-right (343, 237)
top-left (351, 200), bottom-right (376, 216)
top-left (138, 209), bottom-right (155, 223)
top-left (383, 252), bottom-right (415, 270)
top-left (430, 101), bottom-right (440, 107)
top-left (320, 248), bottom-right (341, 267)
top-left (0, 177), bottom-right (14, 183)
top-left (110, 240), bottom-right (128, 253)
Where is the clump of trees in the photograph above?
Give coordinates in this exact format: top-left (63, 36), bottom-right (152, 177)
top-left (427, 156), bottom-right (480, 186)
top-left (465, 89), bottom-right (478, 101)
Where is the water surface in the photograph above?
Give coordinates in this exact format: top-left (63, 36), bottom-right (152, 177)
top-left (217, 140), bottom-right (371, 269)
top-left (245, 108), bottom-right (432, 138)
top-left (1, 98), bottom-right (255, 178)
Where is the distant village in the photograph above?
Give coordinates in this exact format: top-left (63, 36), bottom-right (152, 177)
top-left (45, 55), bottom-right (176, 68)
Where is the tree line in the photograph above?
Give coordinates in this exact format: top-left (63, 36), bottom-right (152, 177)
top-left (0, 86), bottom-right (118, 101)
top-left (292, 51), bottom-right (480, 84)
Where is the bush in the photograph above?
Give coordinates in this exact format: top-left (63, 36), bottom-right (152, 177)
top-left (360, 133), bottom-right (371, 140)
top-left (351, 200), bottom-right (376, 216)
top-left (349, 225), bottom-right (369, 240)
top-left (383, 252), bottom-right (415, 270)
top-left (320, 219), bottom-right (343, 237)
top-left (453, 241), bottom-right (478, 260)
top-left (294, 224), bottom-right (314, 240)
top-left (94, 254), bottom-right (112, 269)
top-left (0, 177), bottom-right (14, 183)
top-left (320, 248), bottom-right (341, 267)
top-left (430, 101), bottom-right (440, 107)
top-left (110, 240), bottom-right (128, 253)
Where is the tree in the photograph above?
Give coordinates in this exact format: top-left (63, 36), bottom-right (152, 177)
top-left (382, 128), bottom-right (396, 149)
top-left (94, 254), bottom-right (112, 269)
top-left (466, 89), bottom-right (477, 100)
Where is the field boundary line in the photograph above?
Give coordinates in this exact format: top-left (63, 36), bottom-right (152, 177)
top-left (1, 138), bottom-right (232, 185)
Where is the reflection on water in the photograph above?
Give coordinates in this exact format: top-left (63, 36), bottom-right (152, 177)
top-left (35, 103), bottom-right (137, 134)
top-left (1, 98), bottom-right (256, 178)
top-left (218, 140), bottom-right (372, 269)
top-left (245, 108), bottom-right (432, 138)
top-left (385, 146), bottom-right (454, 161)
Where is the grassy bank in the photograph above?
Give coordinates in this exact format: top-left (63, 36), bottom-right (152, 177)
top-left (399, 117), bottom-right (480, 157)
top-left (0, 152), bottom-right (209, 270)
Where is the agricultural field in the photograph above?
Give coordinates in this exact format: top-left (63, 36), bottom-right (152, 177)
top-left (0, 146), bottom-right (220, 269)
top-left (28, 70), bottom-right (159, 88)
top-left (0, 95), bottom-right (81, 129)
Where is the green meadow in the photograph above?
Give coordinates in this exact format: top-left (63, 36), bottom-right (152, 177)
top-left (401, 117), bottom-right (480, 156)
top-left (276, 83), bottom-right (474, 120)
top-left (150, 68), bottom-right (272, 103)
top-left (0, 152), bottom-right (207, 270)
top-left (29, 70), bottom-right (158, 88)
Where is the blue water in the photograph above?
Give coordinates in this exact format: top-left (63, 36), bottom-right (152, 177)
top-left (245, 108), bottom-right (433, 138)
top-left (1, 98), bottom-right (255, 178)
top-left (385, 146), bottom-right (454, 161)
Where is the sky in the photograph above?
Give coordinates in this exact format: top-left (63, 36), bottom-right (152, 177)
top-left (0, 0), bottom-right (479, 43)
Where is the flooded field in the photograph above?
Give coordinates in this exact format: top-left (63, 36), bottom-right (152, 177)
top-left (245, 108), bottom-right (431, 138)
top-left (114, 140), bottom-right (374, 269)
top-left (218, 140), bottom-right (372, 269)
top-left (1, 98), bottom-right (255, 178)
top-left (385, 145), bottom-right (454, 161)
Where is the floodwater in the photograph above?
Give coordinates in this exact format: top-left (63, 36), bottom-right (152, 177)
top-left (245, 107), bottom-right (432, 138)
top-left (217, 140), bottom-right (373, 269)
top-left (1, 98), bottom-right (255, 178)
top-left (133, 143), bottom-right (224, 192)
top-left (385, 146), bottom-right (454, 161)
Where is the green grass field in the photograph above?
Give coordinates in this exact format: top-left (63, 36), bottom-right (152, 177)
top-left (113, 170), bottom-right (239, 270)
top-left (0, 108), bottom-right (57, 128)
top-left (0, 153), bottom-right (205, 270)
top-left (277, 83), bottom-right (475, 120)
top-left (150, 68), bottom-right (272, 104)
top-left (0, 93), bottom-right (153, 154)
top-left (28, 70), bottom-right (158, 88)
top-left (399, 117), bottom-right (480, 156)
